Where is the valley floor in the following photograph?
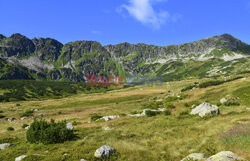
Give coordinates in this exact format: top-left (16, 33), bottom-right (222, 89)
top-left (0, 74), bottom-right (249, 161)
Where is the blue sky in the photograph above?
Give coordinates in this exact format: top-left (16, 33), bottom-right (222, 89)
top-left (0, 0), bottom-right (250, 46)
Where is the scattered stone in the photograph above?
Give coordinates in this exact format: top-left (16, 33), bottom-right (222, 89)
top-left (246, 107), bottom-right (250, 111)
top-left (241, 77), bottom-right (246, 80)
top-left (63, 153), bottom-right (69, 156)
top-left (25, 126), bottom-right (30, 130)
top-left (128, 108), bottom-right (166, 117)
top-left (15, 155), bottom-right (27, 161)
top-left (33, 109), bottom-right (39, 112)
top-left (156, 99), bottom-right (163, 102)
top-left (21, 117), bottom-right (28, 120)
top-left (181, 153), bottom-right (205, 161)
top-left (0, 143), bottom-right (13, 150)
top-left (103, 127), bottom-right (113, 131)
top-left (8, 118), bottom-right (16, 122)
top-left (220, 98), bottom-right (227, 104)
top-left (191, 104), bottom-right (196, 108)
top-left (66, 123), bottom-right (73, 130)
top-left (37, 113), bottom-right (48, 117)
top-left (207, 151), bottom-right (244, 161)
top-left (190, 102), bottom-right (220, 117)
top-left (237, 121), bottom-right (249, 125)
top-left (228, 97), bottom-right (240, 102)
top-left (99, 116), bottom-right (120, 121)
top-left (80, 159), bottom-right (86, 161)
top-left (94, 145), bottom-right (116, 158)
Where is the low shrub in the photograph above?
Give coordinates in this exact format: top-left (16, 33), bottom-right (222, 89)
top-left (20, 110), bottom-right (34, 117)
top-left (26, 119), bottom-right (75, 144)
top-left (0, 115), bottom-right (5, 119)
top-left (167, 104), bottom-right (176, 109)
top-left (181, 85), bottom-right (196, 92)
top-left (22, 124), bottom-right (29, 129)
top-left (179, 111), bottom-right (189, 116)
top-left (145, 110), bottom-right (160, 117)
top-left (7, 127), bottom-right (14, 131)
top-left (0, 110), bottom-right (3, 113)
top-left (90, 113), bottom-right (103, 121)
top-left (184, 103), bottom-right (189, 108)
top-left (72, 121), bottom-right (81, 125)
top-left (216, 102), bottom-right (222, 106)
top-left (142, 102), bottom-right (163, 110)
top-left (224, 101), bottom-right (240, 106)
top-left (164, 110), bottom-right (171, 116)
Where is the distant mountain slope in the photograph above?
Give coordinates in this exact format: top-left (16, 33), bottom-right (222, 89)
top-left (0, 33), bottom-right (249, 82)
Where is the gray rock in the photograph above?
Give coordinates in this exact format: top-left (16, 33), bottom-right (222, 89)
top-left (37, 113), bottom-right (48, 117)
top-left (80, 159), bottom-right (86, 161)
top-left (25, 126), bottom-right (30, 130)
top-left (128, 108), bottom-right (166, 117)
top-left (103, 127), bottom-right (113, 131)
top-left (15, 155), bottom-right (27, 161)
top-left (66, 123), bottom-right (73, 130)
top-left (21, 117), bottom-right (28, 120)
top-left (220, 98), bottom-right (227, 104)
top-left (190, 102), bottom-right (220, 117)
top-left (206, 151), bottom-right (244, 161)
top-left (94, 145), bottom-right (116, 158)
top-left (8, 118), bottom-right (16, 122)
top-left (100, 116), bottom-right (120, 121)
top-left (181, 153), bottom-right (205, 161)
top-left (0, 143), bottom-right (13, 150)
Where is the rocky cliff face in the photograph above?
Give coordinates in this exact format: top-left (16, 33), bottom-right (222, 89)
top-left (0, 33), bottom-right (249, 82)
top-left (32, 38), bottom-right (63, 62)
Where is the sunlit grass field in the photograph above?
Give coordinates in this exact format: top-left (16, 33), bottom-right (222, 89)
top-left (0, 74), bottom-right (249, 161)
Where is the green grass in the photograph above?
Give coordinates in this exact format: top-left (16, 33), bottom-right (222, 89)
top-left (0, 74), bottom-right (249, 161)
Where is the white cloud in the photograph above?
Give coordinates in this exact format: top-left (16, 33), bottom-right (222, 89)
top-left (120, 0), bottom-right (170, 29)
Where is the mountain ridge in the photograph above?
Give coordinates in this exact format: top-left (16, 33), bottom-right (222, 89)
top-left (0, 33), bottom-right (249, 82)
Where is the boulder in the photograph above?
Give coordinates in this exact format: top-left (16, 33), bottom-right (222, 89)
top-left (94, 145), bottom-right (116, 158)
top-left (66, 123), bottom-right (73, 130)
top-left (15, 155), bottom-right (27, 161)
top-left (0, 143), bottom-right (13, 150)
top-left (100, 116), bottom-right (120, 121)
top-left (181, 153), bottom-right (205, 161)
top-left (220, 98), bottom-right (227, 104)
top-left (190, 102), bottom-right (220, 117)
top-left (206, 151), bottom-right (243, 161)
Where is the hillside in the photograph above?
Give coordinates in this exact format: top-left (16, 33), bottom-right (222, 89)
top-left (0, 73), bottom-right (249, 160)
top-left (0, 33), bottom-right (249, 82)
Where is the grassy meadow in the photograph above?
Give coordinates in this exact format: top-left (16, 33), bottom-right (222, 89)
top-left (0, 74), bottom-right (249, 161)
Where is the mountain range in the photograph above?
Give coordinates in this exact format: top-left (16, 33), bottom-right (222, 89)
top-left (0, 33), bottom-right (249, 82)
